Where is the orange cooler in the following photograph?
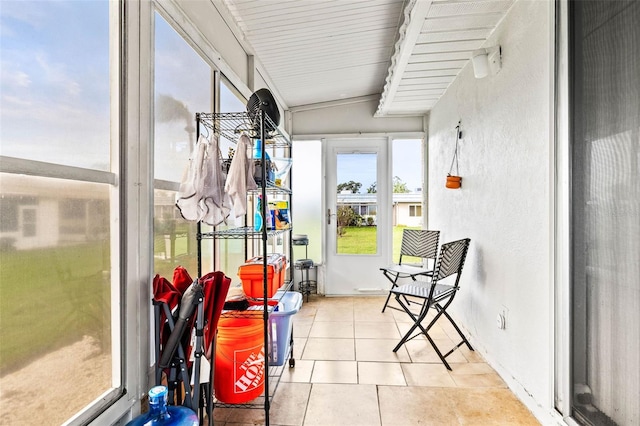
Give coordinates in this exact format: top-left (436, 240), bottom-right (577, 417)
top-left (238, 254), bottom-right (286, 298)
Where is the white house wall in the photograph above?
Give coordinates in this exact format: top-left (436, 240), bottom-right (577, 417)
top-left (394, 204), bottom-right (422, 227)
top-left (428, 0), bottom-right (555, 423)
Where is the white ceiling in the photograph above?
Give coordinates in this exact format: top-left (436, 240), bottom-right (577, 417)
top-left (221, 0), bottom-right (514, 116)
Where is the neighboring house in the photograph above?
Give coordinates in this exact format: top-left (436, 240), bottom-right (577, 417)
top-left (0, 174), bottom-right (109, 250)
top-left (391, 192), bottom-right (423, 227)
top-left (337, 192), bottom-right (423, 227)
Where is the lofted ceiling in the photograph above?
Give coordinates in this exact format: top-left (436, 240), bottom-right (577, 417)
top-left (220, 0), bottom-right (514, 117)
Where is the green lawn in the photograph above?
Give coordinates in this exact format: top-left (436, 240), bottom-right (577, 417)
top-left (336, 226), bottom-right (377, 254)
top-left (0, 242), bottom-right (111, 375)
top-left (337, 226), bottom-right (421, 263)
top-left (0, 226), bottom-right (421, 375)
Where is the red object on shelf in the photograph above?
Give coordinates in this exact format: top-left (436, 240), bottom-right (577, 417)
top-left (238, 254), bottom-right (286, 298)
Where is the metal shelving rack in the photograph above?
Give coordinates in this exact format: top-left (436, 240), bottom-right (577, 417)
top-left (194, 111), bottom-right (293, 425)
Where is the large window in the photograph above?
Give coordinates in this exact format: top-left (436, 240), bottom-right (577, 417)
top-left (392, 139), bottom-right (423, 260)
top-left (153, 12), bottom-right (212, 280)
top-left (216, 81), bottom-right (248, 280)
top-left (570, 1), bottom-right (639, 425)
top-left (0, 2), bottom-right (117, 424)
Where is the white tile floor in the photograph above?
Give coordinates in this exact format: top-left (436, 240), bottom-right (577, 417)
top-left (213, 295), bottom-right (540, 425)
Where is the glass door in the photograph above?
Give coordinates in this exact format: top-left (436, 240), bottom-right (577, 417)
top-left (324, 138), bottom-right (390, 295)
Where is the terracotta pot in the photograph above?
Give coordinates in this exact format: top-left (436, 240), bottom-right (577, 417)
top-left (446, 174), bottom-right (462, 189)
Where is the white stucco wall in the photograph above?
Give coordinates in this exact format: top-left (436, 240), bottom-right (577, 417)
top-left (428, 0), bottom-right (555, 422)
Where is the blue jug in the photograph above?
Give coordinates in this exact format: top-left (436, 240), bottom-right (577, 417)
top-left (126, 386), bottom-right (199, 426)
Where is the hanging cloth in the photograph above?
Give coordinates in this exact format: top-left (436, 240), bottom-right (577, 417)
top-left (176, 134), bottom-right (232, 225)
top-left (224, 133), bottom-right (257, 218)
top-left (176, 135), bottom-right (209, 222)
top-left (201, 133), bottom-right (232, 226)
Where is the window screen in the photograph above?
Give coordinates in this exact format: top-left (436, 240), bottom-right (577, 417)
top-left (570, 2), bottom-right (640, 425)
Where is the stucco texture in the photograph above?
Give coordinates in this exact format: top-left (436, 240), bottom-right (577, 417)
top-left (428, 0), bottom-right (553, 416)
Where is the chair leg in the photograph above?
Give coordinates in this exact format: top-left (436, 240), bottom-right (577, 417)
top-left (381, 283), bottom-right (397, 313)
top-left (303, 268), bottom-right (309, 302)
top-left (381, 271), bottom-right (412, 313)
top-left (424, 331), bottom-right (453, 371)
top-left (434, 303), bottom-right (474, 351)
top-left (392, 295), bottom-right (464, 371)
top-left (392, 295), bottom-right (431, 350)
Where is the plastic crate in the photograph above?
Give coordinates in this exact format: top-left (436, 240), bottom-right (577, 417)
top-left (238, 254), bottom-right (286, 298)
top-left (268, 291), bottom-right (302, 366)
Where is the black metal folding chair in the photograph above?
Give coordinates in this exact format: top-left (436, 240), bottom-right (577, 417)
top-left (380, 229), bottom-right (440, 312)
top-left (391, 238), bottom-right (473, 370)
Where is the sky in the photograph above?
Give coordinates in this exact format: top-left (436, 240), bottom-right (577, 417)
top-left (336, 139), bottom-right (423, 193)
top-left (0, 1), bottom-right (111, 170)
top-left (0, 2), bottom-right (423, 191)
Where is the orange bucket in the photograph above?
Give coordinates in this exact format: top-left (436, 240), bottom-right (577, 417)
top-left (214, 318), bottom-right (265, 403)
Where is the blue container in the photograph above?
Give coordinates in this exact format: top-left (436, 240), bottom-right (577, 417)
top-left (126, 386), bottom-right (199, 426)
top-left (268, 292), bottom-right (302, 366)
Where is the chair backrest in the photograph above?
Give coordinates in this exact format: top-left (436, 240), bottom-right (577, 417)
top-left (399, 229), bottom-right (440, 263)
top-left (432, 238), bottom-right (471, 286)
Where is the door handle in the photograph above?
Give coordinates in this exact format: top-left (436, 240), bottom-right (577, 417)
top-left (327, 208), bottom-right (333, 225)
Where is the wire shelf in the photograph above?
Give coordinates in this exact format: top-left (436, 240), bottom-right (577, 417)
top-left (212, 361), bottom-right (290, 409)
top-left (198, 226), bottom-right (290, 240)
top-left (196, 112), bottom-right (291, 148)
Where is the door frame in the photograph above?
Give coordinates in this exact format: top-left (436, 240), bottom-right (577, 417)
top-left (323, 137), bottom-right (391, 296)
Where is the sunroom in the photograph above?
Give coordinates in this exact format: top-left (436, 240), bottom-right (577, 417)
top-left (0, 1), bottom-right (638, 425)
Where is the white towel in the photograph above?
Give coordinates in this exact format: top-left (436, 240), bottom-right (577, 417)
top-left (176, 134), bottom-right (232, 225)
top-left (224, 134), bottom-right (257, 218)
top-left (201, 134), bottom-right (232, 226)
top-left (176, 135), bottom-right (208, 222)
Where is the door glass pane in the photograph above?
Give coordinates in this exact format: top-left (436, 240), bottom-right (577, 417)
top-left (570, 1), bottom-right (640, 425)
top-left (154, 12), bottom-right (212, 279)
top-left (392, 139), bottom-right (423, 262)
top-left (336, 152), bottom-right (377, 254)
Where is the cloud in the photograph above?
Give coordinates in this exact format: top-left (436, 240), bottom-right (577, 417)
top-left (1, 95), bottom-right (32, 108)
top-left (0, 2), bottom-right (48, 29)
top-left (0, 66), bottom-right (32, 88)
top-left (35, 52), bottom-right (81, 96)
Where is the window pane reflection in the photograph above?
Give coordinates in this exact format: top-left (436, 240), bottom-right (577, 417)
top-left (216, 82), bottom-right (249, 281)
top-left (0, 1), bottom-right (110, 170)
top-left (0, 173), bottom-right (113, 425)
top-left (154, 12), bottom-right (213, 279)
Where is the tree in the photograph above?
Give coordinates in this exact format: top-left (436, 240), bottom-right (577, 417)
top-left (367, 182), bottom-right (376, 193)
top-left (366, 177), bottom-right (410, 193)
top-left (393, 176), bottom-right (410, 193)
top-left (336, 205), bottom-right (359, 236)
top-left (337, 180), bottom-right (362, 194)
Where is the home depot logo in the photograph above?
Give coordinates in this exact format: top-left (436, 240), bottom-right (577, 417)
top-left (234, 344), bottom-right (265, 393)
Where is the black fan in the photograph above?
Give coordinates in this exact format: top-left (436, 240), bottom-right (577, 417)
top-left (246, 88), bottom-right (280, 135)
